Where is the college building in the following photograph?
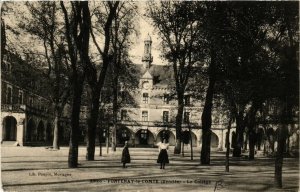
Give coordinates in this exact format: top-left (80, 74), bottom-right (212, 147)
top-left (1, 35), bottom-right (298, 154)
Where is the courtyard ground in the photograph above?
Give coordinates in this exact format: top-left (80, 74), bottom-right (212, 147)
top-left (1, 145), bottom-right (299, 192)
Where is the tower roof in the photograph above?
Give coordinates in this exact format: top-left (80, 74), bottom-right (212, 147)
top-left (141, 70), bottom-right (153, 79)
top-left (145, 33), bottom-right (152, 42)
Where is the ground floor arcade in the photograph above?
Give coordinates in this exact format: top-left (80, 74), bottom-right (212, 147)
top-left (1, 112), bottom-right (298, 153)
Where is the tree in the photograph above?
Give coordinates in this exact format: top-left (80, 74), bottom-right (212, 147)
top-left (60, 1), bottom-right (91, 167)
top-left (270, 2), bottom-right (299, 187)
top-left (147, 1), bottom-right (203, 154)
top-left (109, 2), bottom-right (139, 151)
top-left (214, 2), bottom-right (284, 159)
top-left (1, 18), bottom-right (6, 62)
top-left (19, 2), bottom-right (70, 150)
top-left (85, 1), bottom-right (120, 160)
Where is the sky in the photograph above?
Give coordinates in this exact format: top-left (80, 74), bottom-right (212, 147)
top-left (2, 1), bottom-right (167, 66)
top-left (129, 2), bottom-right (167, 66)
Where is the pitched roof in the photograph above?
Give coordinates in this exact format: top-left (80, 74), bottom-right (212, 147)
top-left (141, 70), bottom-right (153, 79)
top-left (133, 64), bottom-right (174, 86)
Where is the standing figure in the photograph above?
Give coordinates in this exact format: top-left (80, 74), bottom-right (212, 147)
top-left (157, 139), bottom-right (169, 169)
top-left (121, 141), bottom-right (131, 168)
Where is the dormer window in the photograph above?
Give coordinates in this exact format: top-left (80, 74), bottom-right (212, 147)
top-left (6, 85), bottom-right (12, 104)
top-left (184, 95), bottom-right (190, 105)
top-left (29, 97), bottom-right (33, 106)
top-left (142, 93), bottom-right (149, 104)
top-left (184, 112), bottom-right (190, 123)
top-left (19, 90), bottom-right (24, 104)
top-left (6, 63), bottom-right (11, 73)
top-left (163, 94), bottom-right (169, 104)
top-left (121, 110), bottom-right (128, 121)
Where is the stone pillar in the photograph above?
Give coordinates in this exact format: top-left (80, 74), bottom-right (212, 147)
top-left (197, 131), bottom-right (201, 148)
top-left (219, 130), bottom-right (223, 151)
top-left (1, 117), bottom-right (4, 142)
top-left (17, 118), bottom-right (24, 146)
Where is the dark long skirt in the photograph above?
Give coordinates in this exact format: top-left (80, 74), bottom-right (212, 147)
top-left (157, 149), bottom-right (169, 163)
top-left (121, 147), bottom-right (131, 163)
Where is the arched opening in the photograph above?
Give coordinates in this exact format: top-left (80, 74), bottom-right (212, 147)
top-left (27, 119), bottom-right (36, 141)
top-left (256, 128), bottom-right (264, 150)
top-left (135, 129), bottom-right (155, 146)
top-left (190, 131), bottom-right (197, 147)
top-left (211, 131), bottom-right (219, 148)
top-left (266, 128), bottom-right (275, 152)
top-left (231, 131), bottom-right (236, 148)
top-left (117, 126), bottom-right (133, 145)
top-left (2, 116), bottom-right (17, 141)
top-left (46, 123), bottom-right (52, 143)
top-left (37, 121), bottom-right (45, 141)
top-left (181, 130), bottom-right (197, 147)
top-left (157, 130), bottom-right (176, 145)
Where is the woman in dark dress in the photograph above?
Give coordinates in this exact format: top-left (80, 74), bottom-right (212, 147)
top-left (121, 141), bottom-right (131, 168)
top-left (157, 139), bottom-right (169, 169)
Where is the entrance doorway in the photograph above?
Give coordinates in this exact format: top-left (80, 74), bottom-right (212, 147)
top-left (2, 116), bottom-right (17, 141)
top-left (135, 129), bottom-right (155, 146)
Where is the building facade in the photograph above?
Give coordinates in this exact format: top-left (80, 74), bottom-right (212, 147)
top-left (113, 34), bottom-right (229, 150)
top-left (1, 52), bottom-right (72, 146)
top-left (1, 36), bottom-right (297, 153)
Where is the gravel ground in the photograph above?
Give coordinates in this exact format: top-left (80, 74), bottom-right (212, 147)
top-left (1, 146), bottom-right (299, 192)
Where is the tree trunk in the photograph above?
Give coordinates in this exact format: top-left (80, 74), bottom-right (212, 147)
top-left (174, 94), bottom-right (184, 154)
top-left (275, 124), bottom-right (287, 188)
top-left (233, 116), bottom-right (244, 157)
top-left (248, 103), bottom-right (260, 160)
top-left (52, 112), bottom-right (59, 150)
top-left (181, 141), bottom-right (184, 157)
top-left (249, 130), bottom-right (255, 160)
top-left (86, 90), bottom-right (100, 160)
top-left (225, 118), bottom-right (232, 172)
top-left (68, 79), bottom-right (84, 168)
top-left (106, 129), bottom-right (110, 154)
top-left (244, 132), bottom-right (248, 150)
top-left (111, 68), bottom-right (118, 152)
top-left (200, 46), bottom-right (216, 165)
top-left (189, 126), bottom-right (193, 160)
top-left (99, 142), bottom-right (102, 156)
top-left (200, 77), bottom-right (215, 165)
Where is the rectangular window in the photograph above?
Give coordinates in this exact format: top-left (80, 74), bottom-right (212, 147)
top-left (163, 94), bottom-right (169, 104)
top-left (121, 110), bottom-right (128, 121)
top-left (6, 86), bottom-right (12, 104)
top-left (142, 111), bottom-right (148, 122)
top-left (99, 109), bottom-right (105, 120)
top-left (184, 112), bottom-right (190, 123)
top-left (142, 93), bottom-right (149, 104)
top-left (18, 90), bottom-right (24, 104)
top-left (29, 97), bottom-right (33, 106)
top-left (120, 91), bottom-right (126, 101)
top-left (6, 63), bottom-right (11, 73)
top-left (163, 111), bottom-right (169, 123)
top-left (184, 95), bottom-right (190, 105)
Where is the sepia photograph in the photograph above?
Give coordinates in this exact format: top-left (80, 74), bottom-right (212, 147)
top-left (0, 1), bottom-right (299, 191)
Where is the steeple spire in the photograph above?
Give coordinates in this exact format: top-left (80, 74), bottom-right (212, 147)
top-left (142, 33), bottom-right (153, 68)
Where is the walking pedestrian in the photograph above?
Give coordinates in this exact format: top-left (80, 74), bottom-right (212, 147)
top-left (157, 139), bottom-right (169, 169)
top-left (121, 141), bottom-right (131, 168)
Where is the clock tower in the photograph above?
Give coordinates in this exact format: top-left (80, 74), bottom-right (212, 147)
top-left (142, 34), bottom-right (153, 69)
top-left (140, 70), bottom-right (153, 89)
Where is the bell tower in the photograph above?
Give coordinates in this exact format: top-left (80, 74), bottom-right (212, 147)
top-left (142, 34), bottom-right (153, 69)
